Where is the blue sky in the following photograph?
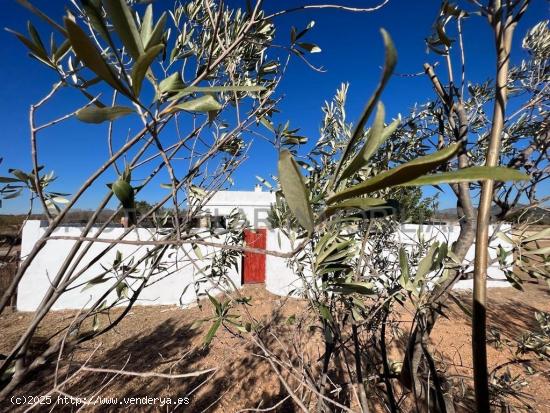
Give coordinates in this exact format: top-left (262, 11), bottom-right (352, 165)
top-left (0, 0), bottom-right (548, 214)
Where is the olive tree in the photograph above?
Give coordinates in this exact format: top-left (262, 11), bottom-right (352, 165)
top-left (264, 1), bottom-right (548, 411)
top-left (0, 0), bottom-right (336, 401)
top-left (0, 0), bottom-right (547, 410)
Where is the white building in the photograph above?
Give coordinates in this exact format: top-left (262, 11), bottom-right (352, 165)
top-left (202, 185), bottom-right (275, 229)
top-left (16, 188), bottom-right (514, 311)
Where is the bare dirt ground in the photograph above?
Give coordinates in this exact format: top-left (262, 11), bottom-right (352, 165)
top-left (1, 281), bottom-right (549, 412)
top-left (431, 282), bottom-right (550, 412)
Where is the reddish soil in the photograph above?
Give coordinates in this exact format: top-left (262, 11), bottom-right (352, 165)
top-left (429, 283), bottom-right (550, 412)
top-left (0, 282), bottom-right (549, 412)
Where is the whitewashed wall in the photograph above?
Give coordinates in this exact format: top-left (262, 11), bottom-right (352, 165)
top-left (398, 224), bottom-right (512, 289)
top-left (264, 225), bottom-right (514, 297)
top-left (18, 221), bottom-right (514, 311)
top-left (17, 221), bottom-right (241, 311)
top-left (264, 230), bottom-right (306, 296)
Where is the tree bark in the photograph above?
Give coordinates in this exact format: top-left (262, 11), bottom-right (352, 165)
top-left (472, 3), bottom-right (518, 410)
top-left (400, 66), bottom-right (477, 393)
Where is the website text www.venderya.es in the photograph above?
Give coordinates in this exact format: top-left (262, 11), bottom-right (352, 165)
top-left (11, 395), bottom-right (191, 408)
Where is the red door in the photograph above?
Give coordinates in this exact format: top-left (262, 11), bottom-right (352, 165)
top-left (243, 229), bottom-right (266, 283)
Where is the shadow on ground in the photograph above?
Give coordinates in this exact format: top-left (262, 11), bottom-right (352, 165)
top-left (5, 293), bottom-right (298, 412)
